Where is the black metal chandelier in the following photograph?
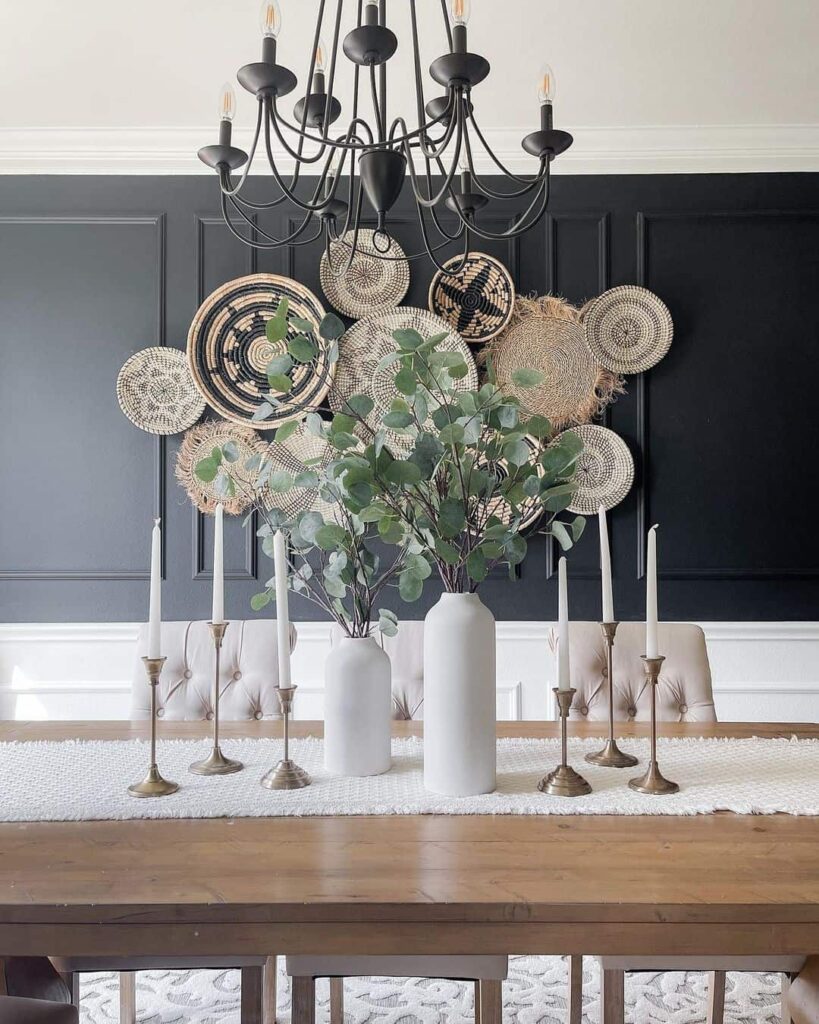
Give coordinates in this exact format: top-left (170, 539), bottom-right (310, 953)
top-left (199, 0), bottom-right (573, 273)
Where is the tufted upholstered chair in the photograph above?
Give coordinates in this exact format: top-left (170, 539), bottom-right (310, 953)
top-left (0, 958), bottom-right (78, 1023)
top-left (548, 621), bottom-right (717, 723)
top-left (299, 623), bottom-right (505, 1024)
top-left (330, 622), bottom-right (425, 719)
top-left (54, 620), bottom-right (291, 1024)
top-left (549, 623), bottom-right (801, 1024)
top-left (130, 619), bottom-right (297, 721)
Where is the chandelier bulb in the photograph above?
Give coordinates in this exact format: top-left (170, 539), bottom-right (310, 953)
top-left (218, 82), bottom-right (237, 122)
top-left (450, 0), bottom-right (471, 26)
top-left (314, 37), bottom-right (328, 75)
top-left (537, 63), bottom-right (556, 104)
top-left (259, 0), bottom-right (281, 38)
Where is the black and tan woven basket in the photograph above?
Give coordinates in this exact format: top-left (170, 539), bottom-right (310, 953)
top-left (428, 251), bottom-right (515, 344)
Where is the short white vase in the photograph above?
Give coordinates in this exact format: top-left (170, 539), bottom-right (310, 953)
top-left (323, 635), bottom-right (392, 777)
top-left (423, 592), bottom-right (497, 796)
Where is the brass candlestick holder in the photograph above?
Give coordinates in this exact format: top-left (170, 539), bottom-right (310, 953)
top-left (538, 687), bottom-right (592, 797)
top-left (628, 655), bottom-right (680, 795)
top-left (128, 656), bottom-right (179, 798)
top-left (261, 685), bottom-right (311, 790)
top-left (189, 621), bottom-right (244, 776)
top-left (586, 621), bottom-right (639, 769)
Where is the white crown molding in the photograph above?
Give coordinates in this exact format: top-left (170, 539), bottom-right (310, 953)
top-left (1, 124), bottom-right (819, 176)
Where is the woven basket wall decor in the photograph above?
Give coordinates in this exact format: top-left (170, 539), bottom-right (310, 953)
top-left (187, 273), bottom-right (332, 430)
top-left (489, 295), bottom-right (623, 430)
top-left (552, 423), bottom-right (634, 514)
top-left (582, 285), bottom-right (673, 374)
top-left (328, 307), bottom-right (478, 454)
top-left (320, 229), bottom-right (410, 319)
top-left (116, 347), bottom-right (205, 435)
top-left (428, 251), bottom-right (515, 344)
top-left (264, 421), bottom-right (338, 522)
top-left (175, 420), bottom-right (268, 515)
top-left (483, 434), bottom-right (544, 531)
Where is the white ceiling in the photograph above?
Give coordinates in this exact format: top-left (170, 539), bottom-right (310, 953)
top-left (1, 0), bottom-right (818, 173)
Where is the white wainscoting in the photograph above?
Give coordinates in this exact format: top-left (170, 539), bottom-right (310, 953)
top-left (0, 622), bottom-right (817, 723)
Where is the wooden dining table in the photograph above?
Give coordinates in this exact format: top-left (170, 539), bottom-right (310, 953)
top-left (0, 720), bottom-right (818, 974)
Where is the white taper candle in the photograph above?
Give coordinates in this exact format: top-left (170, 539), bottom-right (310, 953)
top-left (211, 503), bottom-right (225, 624)
top-left (645, 524), bottom-right (659, 658)
top-left (598, 505), bottom-right (614, 622)
top-left (147, 517), bottom-right (162, 659)
top-left (272, 530), bottom-right (292, 688)
top-left (557, 556), bottom-right (571, 690)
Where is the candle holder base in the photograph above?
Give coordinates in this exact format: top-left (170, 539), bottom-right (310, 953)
top-left (189, 747), bottom-right (243, 776)
top-left (128, 764), bottom-right (179, 798)
top-left (628, 760), bottom-right (679, 795)
top-left (538, 763), bottom-right (592, 797)
top-left (585, 739), bottom-right (639, 769)
top-left (261, 759), bottom-right (311, 790)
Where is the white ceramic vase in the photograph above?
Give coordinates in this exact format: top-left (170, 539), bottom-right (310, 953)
top-left (423, 592), bottom-right (497, 796)
top-left (323, 635), bottom-right (392, 777)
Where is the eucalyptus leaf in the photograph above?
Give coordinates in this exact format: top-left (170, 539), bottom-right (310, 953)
top-left (251, 592), bottom-right (271, 611)
top-left (222, 440), bottom-right (239, 463)
top-left (288, 334), bottom-right (317, 363)
top-left (344, 393), bottom-right (375, 419)
top-left (314, 523), bottom-right (347, 550)
top-left (252, 401), bottom-right (276, 422)
top-left (466, 547), bottom-right (488, 582)
top-left (267, 374), bottom-right (293, 394)
top-left (384, 460), bottom-right (422, 486)
top-left (394, 366), bottom-right (417, 396)
top-left (510, 368), bottom-right (545, 388)
top-left (393, 328), bottom-right (424, 350)
top-left (438, 497), bottom-right (466, 539)
top-left (551, 520), bottom-right (573, 550)
top-left (319, 312), bottom-right (345, 340)
top-left (398, 570), bottom-right (423, 602)
top-left (291, 316), bottom-right (315, 333)
top-left (195, 457), bottom-right (218, 482)
top-left (268, 469), bottom-right (294, 492)
top-left (274, 419), bottom-right (300, 442)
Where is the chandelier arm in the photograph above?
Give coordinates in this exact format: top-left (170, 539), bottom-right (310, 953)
top-left (388, 91), bottom-right (457, 160)
top-left (226, 191), bottom-right (322, 245)
top-left (216, 101), bottom-right (267, 199)
top-left (461, 120), bottom-right (547, 200)
top-left (268, 100), bottom-right (331, 165)
top-left (321, 0), bottom-right (345, 137)
top-left (438, 0), bottom-right (454, 52)
top-left (415, 200), bottom-right (471, 275)
top-left (219, 166), bottom-right (293, 212)
top-left (466, 109), bottom-right (548, 185)
top-left (219, 193), bottom-right (317, 250)
top-left (332, 223), bottom-right (465, 263)
top-left (449, 164), bottom-right (552, 241)
top-left (401, 106), bottom-right (465, 208)
top-left (263, 108), bottom-right (350, 213)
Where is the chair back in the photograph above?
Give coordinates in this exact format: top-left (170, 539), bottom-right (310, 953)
top-left (330, 622), bottom-right (425, 720)
top-left (548, 621), bottom-right (717, 722)
top-left (130, 620), bottom-right (297, 721)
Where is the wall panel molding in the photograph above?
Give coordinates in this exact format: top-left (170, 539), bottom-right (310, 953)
top-left (0, 213), bottom-right (167, 581)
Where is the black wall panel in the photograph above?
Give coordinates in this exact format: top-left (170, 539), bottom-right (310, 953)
top-left (0, 173), bottom-right (817, 623)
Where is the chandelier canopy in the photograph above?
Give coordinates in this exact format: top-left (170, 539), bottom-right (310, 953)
top-left (199, 0), bottom-right (573, 272)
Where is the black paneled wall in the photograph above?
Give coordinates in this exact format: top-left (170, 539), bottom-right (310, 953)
top-left (1, 173), bottom-right (818, 623)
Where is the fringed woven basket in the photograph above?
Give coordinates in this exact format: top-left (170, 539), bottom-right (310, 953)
top-left (175, 420), bottom-right (268, 515)
top-left (488, 294), bottom-right (624, 429)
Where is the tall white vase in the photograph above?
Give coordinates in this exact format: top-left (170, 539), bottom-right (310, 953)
top-left (423, 592), bottom-right (497, 796)
top-left (324, 636), bottom-right (392, 777)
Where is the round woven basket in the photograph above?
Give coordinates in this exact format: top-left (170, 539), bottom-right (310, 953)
top-left (582, 285), bottom-right (673, 374)
top-left (328, 307), bottom-right (478, 454)
top-left (489, 295), bottom-right (623, 430)
top-left (483, 434), bottom-right (544, 530)
top-left (175, 420), bottom-right (268, 515)
top-left (428, 251), bottom-right (515, 344)
top-left (187, 273), bottom-right (332, 430)
top-left (264, 421), bottom-right (338, 522)
top-left (320, 230), bottom-right (410, 319)
top-left (116, 347), bottom-right (205, 435)
top-left (552, 424), bottom-right (634, 514)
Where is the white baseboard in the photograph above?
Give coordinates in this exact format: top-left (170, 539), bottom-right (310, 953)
top-left (2, 125), bottom-right (819, 176)
top-left (0, 621), bottom-right (817, 723)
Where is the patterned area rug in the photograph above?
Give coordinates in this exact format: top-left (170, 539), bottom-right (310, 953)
top-left (78, 955), bottom-right (784, 1024)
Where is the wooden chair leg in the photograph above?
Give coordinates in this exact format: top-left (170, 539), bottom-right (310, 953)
top-left (782, 973), bottom-right (794, 1024)
top-left (706, 970), bottom-right (726, 1024)
top-left (329, 977), bottom-right (344, 1024)
top-left (119, 971), bottom-right (136, 1024)
top-left (600, 969), bottom-right (624, 1024)
top-left (291, 976), bottom-right (316, 1024)
top-left (474, 979), bottom-right (482, 1024)
top-left (478, 980), bottom-right (502, 1024)
top-left (568, 956), bottom-right (583, 1024)
top-left (241, 965), bottom-right (264, 1024)
top-left (263, 956), bottom-right (277, 1024)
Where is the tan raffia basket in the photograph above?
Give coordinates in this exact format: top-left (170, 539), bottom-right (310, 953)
top-left (488, 294), bottom-right (624, 430)
top-left (175, 419), bottom-right (269, 515)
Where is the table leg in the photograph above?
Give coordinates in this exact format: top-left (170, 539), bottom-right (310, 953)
top-left (291, 976), bottom-right (316, 1024)
top-left (241, 965), bottom-right (264, 1024)
top-left (474, 979), bottom-right (481, 1024)
top-left (263, 956), bottom-right (277, 1024)
top-left (119, 971), bottom-right (136, 1024)
top-left (330, 977), bottom-right (344, 1024)
top-left (706, 970), bottom-right (726, 1024)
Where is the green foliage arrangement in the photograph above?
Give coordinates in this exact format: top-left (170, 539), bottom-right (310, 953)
top-left (194, 314), bottom-right (586, 636)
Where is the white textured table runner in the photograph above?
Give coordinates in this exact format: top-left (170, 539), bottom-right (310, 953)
top-left (2, 735), bottom-right (818, 821)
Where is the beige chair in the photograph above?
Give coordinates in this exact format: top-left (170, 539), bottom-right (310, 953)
top-left (292, 624), bottom-right (506, 1024)
top-left (54, 620), bottom-right (295, 1024)
top-left (786, 957), bottom-right (819, 1024)
top-left (551, 622), bottom-right (801, 1024)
